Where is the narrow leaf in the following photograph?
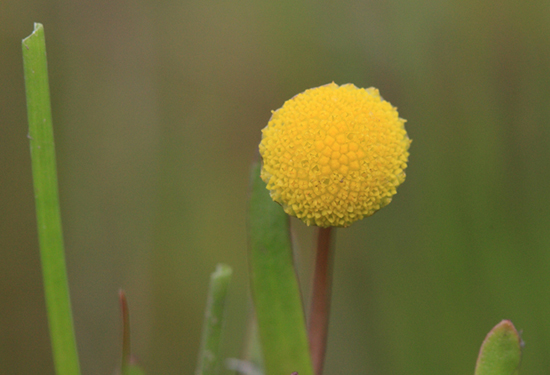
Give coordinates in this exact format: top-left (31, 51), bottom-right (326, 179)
top-left (196, 264), bottom-right (233, 375)
top-left (474, 320), bottom-right (522, 375)
top-left (23, 23), bottom-right (81, 375)
top-left (247, 162), bottom-right (313, 375)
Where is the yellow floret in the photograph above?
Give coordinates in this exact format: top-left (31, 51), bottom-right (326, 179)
top-left (259, 83), bottom-right (411, 227)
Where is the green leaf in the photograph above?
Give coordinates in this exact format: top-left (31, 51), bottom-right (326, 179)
top-left (247, 162), bottom-right (313, 375)
top-left (474, 320), bottom-right (522, 375)
top-left (23, 23), bottom-right (81, 375)
top-left (196, 264), bottom-right (233, 375)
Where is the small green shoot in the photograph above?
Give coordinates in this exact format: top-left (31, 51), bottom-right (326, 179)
top-left (196, 264), bottom-right (233, 375)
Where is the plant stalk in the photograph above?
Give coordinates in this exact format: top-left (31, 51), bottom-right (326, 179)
top-left (23, 23), bottom-right (81, 375)
top-left (308, 227), bottom-right (334, 375)
top-left (119, 290), bottom-right (131, 374)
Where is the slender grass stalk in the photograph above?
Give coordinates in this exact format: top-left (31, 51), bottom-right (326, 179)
top-left (196, 264), bottom-right (233, 375)
top-left (248, 162), bottom-right (313, 375)
top-left (308, 227), bottom-right (334, 375)
top-left (22, 23), bottom-right (81, 375)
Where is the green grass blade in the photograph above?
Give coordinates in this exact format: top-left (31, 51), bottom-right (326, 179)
top-left (22, 23), bottom-right (81, 375)
top-left (474, 320), bottom-right (522, 375)
top-left (247, 162), bottom-right (313, 375)
top-left (196, 264), bottom-right (233, 375)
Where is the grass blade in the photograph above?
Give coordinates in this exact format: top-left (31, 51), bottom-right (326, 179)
top-left (196, 264), bottom-right (233, 375)
top-left (22, 23), bottom-right (81, 375)
top-left (247, 162), bottom-right (313, 375)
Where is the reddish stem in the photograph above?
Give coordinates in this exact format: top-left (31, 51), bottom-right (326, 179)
top-left (119, 289), bottom-right (131, 372)
top-left (308, 227), bottom-right (334, 375)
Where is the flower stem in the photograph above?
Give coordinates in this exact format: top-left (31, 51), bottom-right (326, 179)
top-left (308, 227), bottom-right (334, 375)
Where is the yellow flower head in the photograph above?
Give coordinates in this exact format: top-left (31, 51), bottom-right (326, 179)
top-left (259, 83), bottom-right (411, 227)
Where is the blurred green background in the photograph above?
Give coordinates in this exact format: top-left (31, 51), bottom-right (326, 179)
top-left (2, 0), bottom-right (550, 374)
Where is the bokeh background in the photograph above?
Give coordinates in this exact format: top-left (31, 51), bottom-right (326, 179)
top-left (2, 0), bottom-right (550, 374)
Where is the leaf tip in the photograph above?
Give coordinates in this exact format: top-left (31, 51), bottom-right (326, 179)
top-left (475, 320), bottom-right (523, 375)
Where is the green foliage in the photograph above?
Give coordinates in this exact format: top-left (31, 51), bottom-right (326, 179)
top-left (475, 320), bottom-right (522, 375)
top-left (22, 23), bottom-right (81, 375)
top-left (247, 162), bottom-right (313, 375)
top-left (13, 5), bottom-right (546, 373)
top-left (196, 264), bottom-right (233, 375)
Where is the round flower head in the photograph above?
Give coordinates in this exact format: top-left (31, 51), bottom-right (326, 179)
top-left (259, 83), bottom-right (411, 227)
